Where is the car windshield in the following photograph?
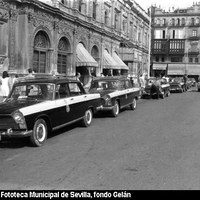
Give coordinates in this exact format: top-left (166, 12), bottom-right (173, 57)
top-left (8, 83), bottom-right (54, 101)
top-left (90, 80), bottom-right (119, 91)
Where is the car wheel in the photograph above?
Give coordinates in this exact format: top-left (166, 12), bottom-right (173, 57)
top-left (130, 98), bottom-right (137, 110)
top-left (111, 101), bottom-right (119, 117)
top-left (30, 119), bottom-right (47, 147)
top-left (81, 109), bottom-right (93, 127)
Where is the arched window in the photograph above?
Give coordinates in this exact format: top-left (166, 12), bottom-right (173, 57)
top-left (57, 37), bottom-right (71, 74)
top-left (181, 18), bottom-right (185, 25)
top-left (177, 18), bottom-right (180, 26)
top-left (33, 31), bottom-right (50, 73)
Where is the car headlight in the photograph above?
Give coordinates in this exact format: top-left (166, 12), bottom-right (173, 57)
top-left (103, 95), bottom-right (112, 106)
top-left (12, 111), bottom-right (27, 129)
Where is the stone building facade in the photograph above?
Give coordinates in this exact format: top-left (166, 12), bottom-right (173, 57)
top-left (151, 2), bottom-right (200, 79)
top-left (0, 0), bottom-right (150, 84)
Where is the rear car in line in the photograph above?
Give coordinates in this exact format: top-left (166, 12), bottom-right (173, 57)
top-left (88, 76), bottom-right (141, 117)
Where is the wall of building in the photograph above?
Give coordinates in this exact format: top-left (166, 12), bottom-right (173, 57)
top-left (0, 0), bottom-right (150, 78)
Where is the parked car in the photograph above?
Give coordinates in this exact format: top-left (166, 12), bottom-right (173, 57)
top-left (0, 75), bottom-right (102, 147)
top-left (142, 77), bottom-right (170, 99)
top-left (88, 76), bottom-right (141, 117)
top-left (169, 78), bottom-right (185, 93)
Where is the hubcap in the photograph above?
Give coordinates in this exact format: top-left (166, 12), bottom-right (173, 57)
top-left (86, 110), bottom-right (92, 124)
top-left (114, 103), bottom-right (119, 115)
top-left (36, 124), bottom-right (46, 142)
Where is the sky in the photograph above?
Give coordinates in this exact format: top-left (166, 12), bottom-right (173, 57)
top-left (136, 0), bottom-right (194, 12)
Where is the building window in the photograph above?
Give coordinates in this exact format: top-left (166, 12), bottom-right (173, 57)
top-left (171, 18), bottom-right (175, 26)
top-left (162, 18), bottom-right (166, 26)
top-left (191, 18), bottom-right (195, 25)
top-left (163, 30), bottom-right (165, 39)
top-left (192, 30), bottom-right (197, 37)
top-left (189, 58), bottom-right (193, 63)
top-left (78, 0), bottom-right (86, 13)
top-left (114, 12), bottom-right (119, 29)
top-left (123, 19), bottom-right (127, 32)
top-left (161, 57), bottom-right (165, 62)
top-left (57, 37), bottom-right (70, 74)
top-left (104, 10), bottom-right (109, 26)
top-left (93, 0), bottom-right (97, 19)
top-left (177, 18), bottom-right (180, 26)
top-left (195, 58), bottom-right (199, 63)
top-left (33, 31), bottom-right (50, 73)
top-left (155, 56), bottom-right (159, 62)
top-left (181, 18), bottom-right (185, 26)
top-left (173, 30), bottom-right (175, 39)
top-left (171, 57), bottom-right (182, 62)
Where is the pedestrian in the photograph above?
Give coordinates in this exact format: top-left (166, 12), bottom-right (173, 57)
top-left (183, 74), bottom-right (188, 91)
top-left (150, 80), bottom-right (160, 99)
top-left (1, 71), bottom-right (12, 97)
top-left (26, 68), bottom-right (35, 78)
top-left (0, 79), bottom-right (6, 102)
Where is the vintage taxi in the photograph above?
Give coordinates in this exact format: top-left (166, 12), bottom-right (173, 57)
top-left (0, 76), bottom-right (102, 147)
top-left (142, 77), bottom-right (170, 99)
top-left (88, 76), bottom-right (141, 117)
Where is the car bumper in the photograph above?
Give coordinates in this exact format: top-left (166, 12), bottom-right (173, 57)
top-left (96, 105), bottom-right (114, 111)
top-left (0, 129), bottom-right (33, 140)
top-left (170, 88), bottom-right (181, 91)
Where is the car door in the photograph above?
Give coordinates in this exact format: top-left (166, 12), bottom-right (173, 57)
top-left (52, 83), bottom-right (72, 128)
top-left (67, 82), bottom-right (87, 120)
top-left (118, 80), bottom-right (128, 107)
top-left (124, 80), bottom-right (135, 105)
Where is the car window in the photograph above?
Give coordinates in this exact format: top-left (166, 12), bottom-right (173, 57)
top-left (124, 80), bottom-right (132, 88)
top-left (10, 84), bottom-right (54, 100)
top-left (56, 83), bottom-right (70, 99)
top-left (68, 82), bottom-right (84, 96)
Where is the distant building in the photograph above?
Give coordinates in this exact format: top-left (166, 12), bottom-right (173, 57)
top-left (150, 2), bottom-right (200, 79)
top-left (0, 0), bottom-right (150, 83)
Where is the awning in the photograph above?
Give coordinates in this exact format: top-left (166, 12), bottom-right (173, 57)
top-left (167, 64), bottom-right (186, 75)
top-left (103, 50), bottom-right (119, 69)
top-left (187, 64), bottom-right (200, 75)
top-left (112, 52), bottom-right (129, 70)
top-left (153, 63), bottom-right (167, 70)
top-left (76, 43), bottom-right (98, 67)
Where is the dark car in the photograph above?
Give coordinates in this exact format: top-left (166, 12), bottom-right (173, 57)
top-left (88, 76), bottom-right (141, 117)
top-left (169, 78), bottom-right (185, 93)
top-left (0, 76), bottom-right (102, 147)
top-left (142, 77), bottom-right (170, 99)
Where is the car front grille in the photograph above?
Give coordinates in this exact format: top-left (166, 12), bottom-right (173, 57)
top-left (0, 116), bottom-right (19, 130)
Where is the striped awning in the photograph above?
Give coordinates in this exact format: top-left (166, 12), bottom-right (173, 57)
top-left (103, 50), bottom-right (119, 69)
top-left (187, 64), bottom-right (200, 75)
top-left (153, 63), bottom-right (167, 70)
top-left (112, 52), bottom-right (129, 70)
top-left (76, 43), bottom-right (98, 67)
top-left (167, 64), bottom-right (186, 75)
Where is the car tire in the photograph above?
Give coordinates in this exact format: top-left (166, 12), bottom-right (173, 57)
top-left (130, 98), bottom-right (137, 110)
top-left (81, 109), bottom-right (93, 127)
top-left (30, 119), bottom-right (47, 147)
top-left (111, 101), bottom-right (119, 117)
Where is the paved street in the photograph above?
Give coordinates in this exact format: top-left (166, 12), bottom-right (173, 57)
top-left (1, 87), bottom-right (200, 190)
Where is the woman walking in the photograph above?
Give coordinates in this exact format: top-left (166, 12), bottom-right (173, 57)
top-left (1, 71), bottom-right (11, 97)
